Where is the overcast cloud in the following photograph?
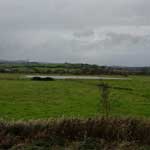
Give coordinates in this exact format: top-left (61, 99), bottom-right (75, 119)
top-left (0, 0), bottom-right (150, 66)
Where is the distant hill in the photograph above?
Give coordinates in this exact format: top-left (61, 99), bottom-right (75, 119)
top-left (0, 60), bottom-right (150, 75)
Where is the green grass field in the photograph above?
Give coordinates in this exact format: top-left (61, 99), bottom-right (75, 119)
top-left (0, 74), bottom-right (150, 120)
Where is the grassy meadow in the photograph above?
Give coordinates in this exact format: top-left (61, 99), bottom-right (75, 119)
top-left (0, 73), bottom-right (150, 120)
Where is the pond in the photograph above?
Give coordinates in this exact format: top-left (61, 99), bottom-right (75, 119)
top-left (26, 75), bottom-right (130, 80)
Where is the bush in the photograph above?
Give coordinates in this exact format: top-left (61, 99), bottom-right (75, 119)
top-left (32, 77), bottom-right (54, 81)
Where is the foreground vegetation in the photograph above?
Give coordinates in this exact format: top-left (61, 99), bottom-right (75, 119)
top-left (0, 74), bottom-right (150, 120)
top-left (0, 118), bottom-right (150, 149)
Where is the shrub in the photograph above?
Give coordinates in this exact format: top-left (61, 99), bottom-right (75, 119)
top-left (32, 77), bottom-right (54, 81)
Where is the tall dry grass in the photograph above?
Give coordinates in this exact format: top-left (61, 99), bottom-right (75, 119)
top-left (0, 118), bottom-right (150, 148)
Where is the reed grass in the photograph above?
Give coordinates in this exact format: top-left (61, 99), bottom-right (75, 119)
top-left (0, 118), bottom-right (150, 149)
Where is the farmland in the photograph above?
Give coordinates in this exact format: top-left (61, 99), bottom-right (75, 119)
top-left (1, 73), bottom-right (150, 149)
top-left (0, 73), bottom-right (150, 120)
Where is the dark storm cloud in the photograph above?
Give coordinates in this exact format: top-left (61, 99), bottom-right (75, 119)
top-left (0, 0), bottom-right (150, 66)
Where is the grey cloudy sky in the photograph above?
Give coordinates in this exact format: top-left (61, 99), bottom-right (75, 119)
top-left (0, 0), bottom-right (150, 66)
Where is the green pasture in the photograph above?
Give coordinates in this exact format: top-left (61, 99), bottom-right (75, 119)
top-left (0, 74), bottom-right (150, 120)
